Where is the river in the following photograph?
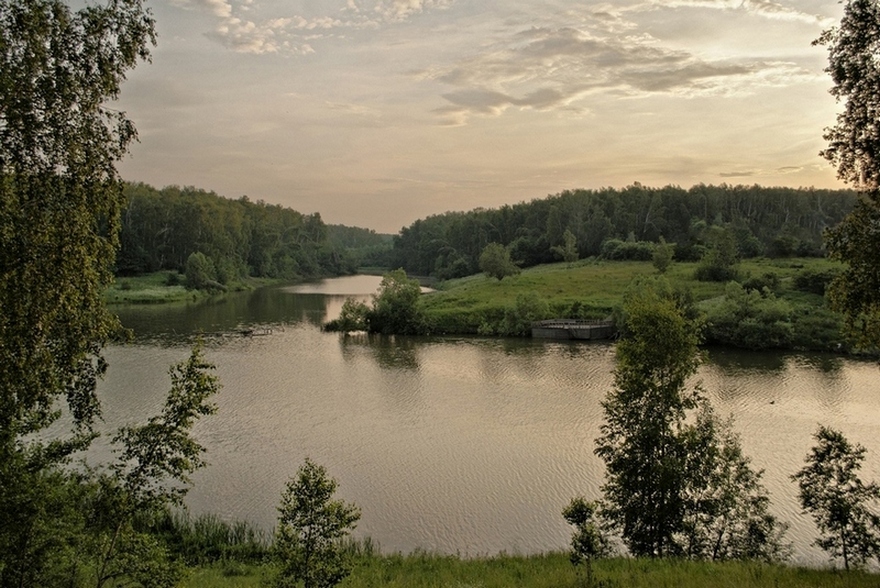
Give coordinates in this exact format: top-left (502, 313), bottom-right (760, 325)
top-left (100, 275), bottom-right (880, 565)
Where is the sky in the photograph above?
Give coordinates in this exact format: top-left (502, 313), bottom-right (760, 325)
top-left (112, 0), bottom-right (847, 234)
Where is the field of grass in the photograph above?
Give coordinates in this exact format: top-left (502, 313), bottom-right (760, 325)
top-left (104, 272), bottom-right (281, 304)
top-left (420, 257), bottom-right (841, 335)
top-left (104, 272), bottom-right (197, 304)
top-left (181, 552), bottom-right (878, 588)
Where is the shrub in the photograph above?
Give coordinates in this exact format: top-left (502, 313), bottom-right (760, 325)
top-left (793, 268), bottom-right (841, 295)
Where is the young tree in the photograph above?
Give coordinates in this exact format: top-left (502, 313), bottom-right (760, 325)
top-left (274, 459), bottom-right (361, 588)
top-left (562, 497), bottom-right (611, 587)
top-left (83, 345), bottom-right (220, 588)
top-left (652, 236), bottom-right (675, 274)
top-left (680, 402), bottom-right (789, 562)
top-left (552, 229), bottom-right (580, 265)
top-left (595, 286), bottom-right (702, 557)
top-left (792, 426), bottom-right (880, 570)
top-left (479, 242), bottom-right (520, 281)
top-left (596, 282), bottom-right (785, 560)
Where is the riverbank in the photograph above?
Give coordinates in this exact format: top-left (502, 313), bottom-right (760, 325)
top-left (420, 257), bottom-right (846, 351)
top-left (183, 552), bottom-right (877, 587)
top-left (104, 272), bottom-right (299, 305)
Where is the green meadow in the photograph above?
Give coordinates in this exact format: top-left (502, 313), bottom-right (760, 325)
top-left (420, 257), bottom-right (840, 335)
top-left (182, 553), bottom-right (877, 588)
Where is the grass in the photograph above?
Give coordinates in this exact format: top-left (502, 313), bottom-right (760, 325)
top-left (420, 257), bottom-right (841, 334)
top-left (104, 272), bottom-right (197, 304)
top-left (180, 552), bottom-right (879, 588)
top-left (103, 272), bottom-right (281, 305)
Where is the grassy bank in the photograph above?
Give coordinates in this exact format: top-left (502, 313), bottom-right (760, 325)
top-left (104, 272), bottom-right (280, 305)
top-left (419, 257), bottom-right (842, 345)
top-left (182, 552), bottom-right (877, 588)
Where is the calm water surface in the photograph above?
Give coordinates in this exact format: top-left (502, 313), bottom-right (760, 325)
top-left (103, 276), bottom-right (880, 565)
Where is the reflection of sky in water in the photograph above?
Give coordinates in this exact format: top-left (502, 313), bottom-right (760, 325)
top-left (100, 278), bottom-right (880, 566)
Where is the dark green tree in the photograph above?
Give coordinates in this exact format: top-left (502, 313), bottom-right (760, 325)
top-left (479, 242), bottom-right (520, 281)
top-left (792, 426), bottom-right (880, 571)
top-left (814, 0), bottom-right (880, 190)
top-left (274, 459), bottom-right (361, 588)
top-left (816, 0), bottom-right (880, 349)
top-left (825, 199), bottom-right (880, 350)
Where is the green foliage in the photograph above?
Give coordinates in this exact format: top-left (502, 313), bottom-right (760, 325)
top-left (274, 458), bottom-right (361, 588)
top-left (180, 555), bottom-right (880, 588)
top-left (366, 269), bottom-right (426, 335)
top-left (602, 238), bottom-right (655, 261)
top-left (652, 236), bottom-right (675, 273)
top-left (156, 512), bottom-right (270, 566)
top-left (478, 291), bottom-right (549, 336)
top-left (392, 185), bottom-right (854, 279)
top-left (705, 283), bottom-right (795, 350)
top-left (185, 251), bottom-right (218, 291)
top-left (825, 198), bottom-right (880, 350)
top-left (793, 267), bottom-right (840, 296)
top-left (479, 242), bottom-right (520, 281)
top-left (814, 0), bottom-right (880, 191)
top-left (596, 286), bottom-right (702, 557)
top-left (551, 229), bottom-right (579, 265)
top-left (0, 0), bottom-right (155, 457)
top-left (815, 0), bottom-right (880, 350)
top-left (119, 184), bottom-right (356, 281)
top-left (679, 403), bottom-right (789, 562)
top-left (324, 298), bottom-right (370, 333)
top-left (596, 285), bottom-right (785, 561)
top-left (694, 228), bottom-right (739, 282)
top-left (742, 272), bottom-right (780, 294)
top-left (112, 344), bottom-right (220, 508)
top-left (562, 497), bottom-right (610, 587)
top-left (324, 271), bottom-right (426, 335)
top-left (792, 426), bottom-right (880, 571)
top-left (0, 0), bottom-right (157, 584)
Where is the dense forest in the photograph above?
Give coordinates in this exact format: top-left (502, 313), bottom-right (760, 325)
top-left (390, 184), bottom-right (858, 279)
top-left (117, 183), bottom-right (391, 283)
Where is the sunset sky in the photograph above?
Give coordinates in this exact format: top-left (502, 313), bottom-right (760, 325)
top-left (114, 0), bottom-right (847, 233)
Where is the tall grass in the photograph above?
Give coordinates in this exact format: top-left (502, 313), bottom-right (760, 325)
top-left (157, 511), bottom-right (271, 565)
top-left (181, 552), bottom-right (880, 588)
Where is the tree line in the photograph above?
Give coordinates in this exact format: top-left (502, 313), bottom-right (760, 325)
top-left (117, 182), bottom-right (391, 284)
top-left (390, 184), bottom-right (857, 279)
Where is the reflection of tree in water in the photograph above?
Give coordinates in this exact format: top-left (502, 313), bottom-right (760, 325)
top-left (339, 333), bottom-right (420, 371)
top-left (791, 353), bottom-right (845, 374)
top-left (116, 286), bottom-right (332, 342)
top-left (704, 346), bottom-right (787, 374)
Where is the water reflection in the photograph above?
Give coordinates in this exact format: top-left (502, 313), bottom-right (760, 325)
top-left (340, 333), bottom-right (421, 371)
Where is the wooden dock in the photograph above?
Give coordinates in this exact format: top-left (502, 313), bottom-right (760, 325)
top-left (531, 319), bottom-right (616, 341)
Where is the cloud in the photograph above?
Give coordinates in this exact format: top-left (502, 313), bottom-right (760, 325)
top-left (645, 0), bottom-right (834, 26)
top-left (719, 170), bottom-right (757, 177)
top-left (427, 25), bottom-right (814, 124)
top-left (372, 0), bottom-right (455, 23)
top-left (174, 0), bottom-right (455, 54)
